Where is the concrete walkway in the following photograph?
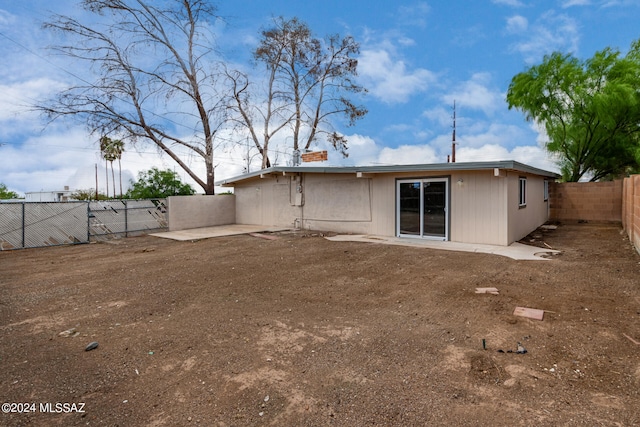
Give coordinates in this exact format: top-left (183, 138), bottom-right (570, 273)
top-left (325, 234), bottom-right (560, 261)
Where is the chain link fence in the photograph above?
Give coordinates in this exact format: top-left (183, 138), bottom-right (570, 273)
top-left (0, 199), bottom-right (167, 250)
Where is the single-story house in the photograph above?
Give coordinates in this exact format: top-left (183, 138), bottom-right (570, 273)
top-left (217, 161), bottom-right (560, 246)
top-left (24, 186), bottom-right (74, 202)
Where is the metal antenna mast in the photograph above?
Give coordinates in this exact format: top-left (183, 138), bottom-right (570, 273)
top-left (451, 100), bottom-right (457, 163)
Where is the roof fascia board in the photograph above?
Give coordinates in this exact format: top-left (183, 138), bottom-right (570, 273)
top-left (215, 161), bottom-right (559, 186)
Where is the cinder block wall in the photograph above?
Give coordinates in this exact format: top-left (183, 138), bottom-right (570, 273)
top-left (622, 175), bottom-right (640, 255)
top-left (549, 180), bottom-right (623, 222)
top-left (167, 195), bottom-right (235, 231)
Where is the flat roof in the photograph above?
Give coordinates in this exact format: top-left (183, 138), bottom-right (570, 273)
top-left (216, 160), bottom-right (560, 186)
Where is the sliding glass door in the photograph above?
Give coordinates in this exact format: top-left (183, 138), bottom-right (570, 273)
top-left (397, 178), bottom-right (448, 240)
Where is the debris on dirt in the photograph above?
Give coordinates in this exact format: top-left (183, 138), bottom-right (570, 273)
top-left (513, 306), bottom-right (545, 321)
top-left (540, 225), bottom-right (558, 230)
top-left (475, 287), bottom-right (499, 295)
top-left (58, 327), bottom-right (79, 338)
top-left (496, 342), bottom-right (528, 354)
top-left (85, 341), bottom-right (99, 351)
top-left (623, 333), bottom-right (640, 346)
top-left (249, 233), bottom-right (279, 241)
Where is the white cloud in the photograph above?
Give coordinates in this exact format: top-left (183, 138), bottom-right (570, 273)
top-left (601, 0), bottom-right (640, 7)
top-left (444, 73), bottom-right (503, 117)
top-left (507, 11), bottom-right (580, 63)
top-left (0, 79), bottom-right (67, 133)
top-left (562, 0), bottom-right (591, 7)
top-left (506, 15), bottom-right (528, 33)
top-left (423, 106), bottom-right (453, 128)
top-left (492, 0), bottom-right (526, 6)
top-left (397, 37), bottom-right (416, 47)
top-left (358, 48), bottom-right (436, 104)
top-left (457, 144), bottom-right (558, 172)
top-left (0, 9), bottom-right (17, 26)
top-left (378, 144), bottom-right (439, 165)
top-left (396, 2), bottom-right (431, 28)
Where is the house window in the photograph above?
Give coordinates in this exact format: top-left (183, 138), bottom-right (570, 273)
top-left (543, 180), bottom-right (549, 201)
top-left (519, 177), bottom-right (527, 207)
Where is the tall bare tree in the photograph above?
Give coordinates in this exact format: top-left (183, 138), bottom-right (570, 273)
top-left (39, 0), bottom-right (226, 194)
top-left (227, 17), bottom-right (367, 169)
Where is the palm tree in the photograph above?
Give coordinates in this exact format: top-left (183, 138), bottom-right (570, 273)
top-left (110, 139), bottom-right (125, 198)
top-left (100, 136), bottom-right (118, 198)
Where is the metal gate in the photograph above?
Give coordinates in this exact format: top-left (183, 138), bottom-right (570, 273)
top-left (0, 199), bottom-right (167, 250)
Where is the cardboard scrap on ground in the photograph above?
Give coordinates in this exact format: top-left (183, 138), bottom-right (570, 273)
top-left (513, 306), bottom-right (545, 321)
top-left (475, 287), bottom-right (499, 295)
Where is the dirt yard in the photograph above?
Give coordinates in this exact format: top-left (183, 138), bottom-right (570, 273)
top-left (1, 223), bottom-right (639, 426)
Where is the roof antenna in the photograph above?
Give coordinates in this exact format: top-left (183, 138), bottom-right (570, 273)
top-left (451, 100), bottom-right (457, 163)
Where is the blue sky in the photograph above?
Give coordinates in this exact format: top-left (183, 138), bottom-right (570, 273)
top-left (1, 0), bottom-right (639, 195)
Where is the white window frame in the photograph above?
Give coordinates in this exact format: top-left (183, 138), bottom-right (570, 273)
top-left (519, 177), bottom-right (527, 207)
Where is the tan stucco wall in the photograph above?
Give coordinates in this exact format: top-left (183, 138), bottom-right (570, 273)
top-left (167, 195), bottom-right (235, 231)
top-left (232, 169), bottom-right (551, 246)
top-left (449, 170), bottom-right (508, 245)
top-left (506, 172), bottom-right (550, 244)
top-left (234, 174), bottom-right (302, 227)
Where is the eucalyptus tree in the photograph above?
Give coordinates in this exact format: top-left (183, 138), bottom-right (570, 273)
top-left (39, 0), bottom-right (226, 194)
top-left (227, 17), bottom-right (368, 169)
top-left (507, 39), bottom-right (640, 181)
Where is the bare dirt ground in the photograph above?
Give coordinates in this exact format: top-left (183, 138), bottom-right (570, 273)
top-left (1, 222), bottom-right (639, 426)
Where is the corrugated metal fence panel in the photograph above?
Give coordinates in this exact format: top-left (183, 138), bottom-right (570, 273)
top-left (0, 203), bottom-right (25, 250)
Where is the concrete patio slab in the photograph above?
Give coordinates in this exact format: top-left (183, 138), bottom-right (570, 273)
top-left (151, 225), bottom-right (559, 260)
top-left (150, 225), bottom-right (290, 241)
top-left (324, 234), bottom-right (560, 261)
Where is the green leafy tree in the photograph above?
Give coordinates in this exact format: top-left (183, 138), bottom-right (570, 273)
top-left (227, 17), bottom-right (367, 169)
top-left (506, 39), bottom-right (640, 181)
top-left (126, 167), bottom-right (195, 199)
top-left (0, 183), bottom-right (20, 199)
top-left (71, 189), bottom-right (109, 200)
